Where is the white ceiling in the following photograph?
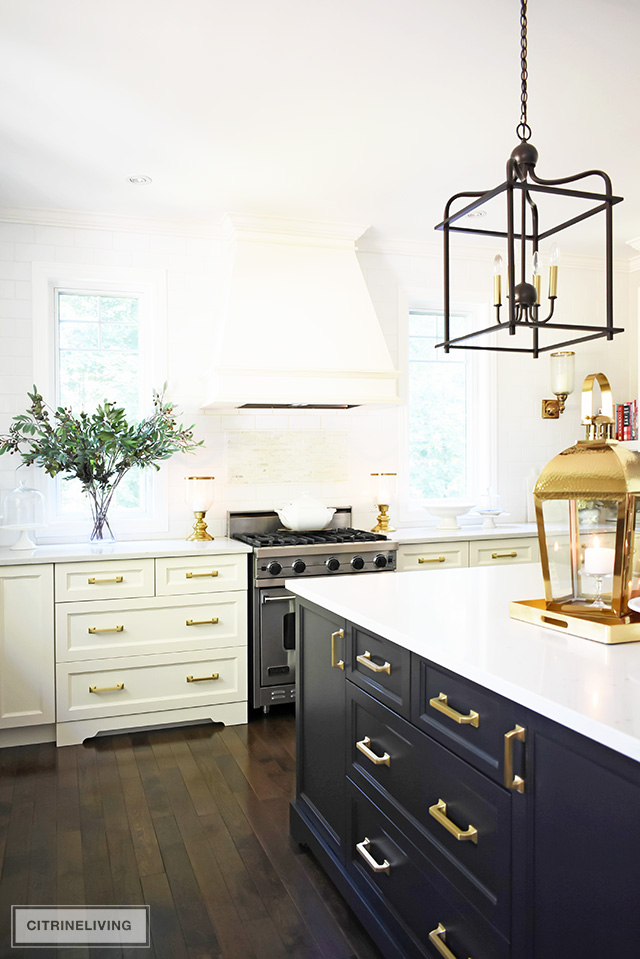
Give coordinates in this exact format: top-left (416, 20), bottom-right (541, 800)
top-left (1, 0), bottom-right (638, 256)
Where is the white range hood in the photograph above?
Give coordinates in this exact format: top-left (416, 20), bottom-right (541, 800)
top-left (203, 215), bottom-right (399, 409)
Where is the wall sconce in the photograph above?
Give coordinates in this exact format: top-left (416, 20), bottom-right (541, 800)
top-left (185, 476), bottom-right (215, 541)
top-left (542, 350), bottom-right (575, 419)
top-left (371, 472), bottom-right (398, 533)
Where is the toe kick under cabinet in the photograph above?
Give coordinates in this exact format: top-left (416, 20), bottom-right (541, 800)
top-left (291, 598), bottom-right (640, 959)
top-left (54, 553), bottom-right (248, 746)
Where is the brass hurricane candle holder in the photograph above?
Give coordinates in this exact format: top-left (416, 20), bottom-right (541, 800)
top-left (371, 472), bottom-right (398, 533)
top-left (185, 476), bottom-right (215, 541)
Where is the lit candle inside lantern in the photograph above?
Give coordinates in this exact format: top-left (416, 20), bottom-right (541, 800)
top-left (548, 243), bottom-right (560, 298)
top-left (493, 254), bottom-right (503, 306)
top-left (532, 250), bottom-right (541, 305)
top-left (584, 537), bottom-right (615, 576)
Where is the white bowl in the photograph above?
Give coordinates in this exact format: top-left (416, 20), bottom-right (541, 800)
top-left (422, 500), bottom-right (476, 530)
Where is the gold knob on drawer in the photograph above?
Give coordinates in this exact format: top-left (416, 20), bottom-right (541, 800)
top-left (89, 682), bottom-right (125, 693)
top-left (428, 923), bottom-right (469, 959)
top-left (428, 798), bottom-right (478, 844)
top-left (418, 556), bottom-right (445, 564)
top-left (429, 692), bottom-right (479, 727)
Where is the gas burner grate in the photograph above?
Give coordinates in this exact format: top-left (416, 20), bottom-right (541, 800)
top-left (232, 527), bottom-right (389, 548)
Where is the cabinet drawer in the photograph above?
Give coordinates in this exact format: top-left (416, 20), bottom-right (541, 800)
top-left (347, 683), bottom-right (510, 932)
top-left (469, 536), bottom-right (539, 567)
top-left (56, 647), bottom-right (247, 722)
top-left (155, 553), bottom-right (247, 595)
top-left (55, 559), bottom-right (155, 602)
top-left (347, 781), bottom-right (509, 959)
top-left (55, 592), bottom-right (247, 662)
top-left (397, 543), bottom-right (468, 572)
top-left (412, 656), bottom-right (526, 787)
top-left (347, 625), bottom-right (410, 719)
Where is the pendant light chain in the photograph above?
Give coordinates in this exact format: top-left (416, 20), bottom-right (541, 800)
top-left (516, 0), bottom-right (532, 141)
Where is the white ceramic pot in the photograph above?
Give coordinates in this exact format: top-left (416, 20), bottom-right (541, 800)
top-left (276, 494), bottom-right (336, 531)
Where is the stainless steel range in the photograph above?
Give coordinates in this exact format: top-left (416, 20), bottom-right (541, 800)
top-left (228, 509), bottom-right (398, 711)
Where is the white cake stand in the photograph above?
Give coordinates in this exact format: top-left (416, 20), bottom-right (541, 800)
top-left (474, 509), bottom-right (508, 529)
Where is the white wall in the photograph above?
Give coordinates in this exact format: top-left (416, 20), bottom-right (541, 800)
top-left (0, 214), bottom-right (634, 546)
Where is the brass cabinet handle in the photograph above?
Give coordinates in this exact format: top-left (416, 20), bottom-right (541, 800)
top-left (429, 692), bottom-right (479, 728)
top-left (356, 837), bottom-right (390, 875)
top-left (87, 575), bottom-right (123, 584)
top-left (331, 628), bottom-right (345, 670)
top-left (428, 798), bottom-right (478, 845)
top-left (356, 650), bottom-right (391, 675)
top-left (491, 551), bottom-right (517, 559)
top-left (428, 923), bottom-right (470, 959)
top-left (185, 570), bottom-right (218, 579)
top-left (186, 673), bottom-right (220, 683)
top-left (185, 617), bottom-right (219, 626)
top-left (356, 736), bottom-right (391, 767)
top-left (418, 556), bottom-right (445, 564)
top-left (89, 682), bottom-right (124, 693)
top-left (88, 625), bottom-right (124, 634)
top-left (504, 724), bottom-right (526, 792)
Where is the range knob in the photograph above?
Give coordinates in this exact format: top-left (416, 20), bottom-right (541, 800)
top-left (326, 557), bottom-right (340, 572)
top-left (351, 556), bottom-right (365, 571)
top-left (267, 561), bottom-right (282, 576)
top-left (292, 559), bottom-right (306, 574)
top-left (373, 553), bottom-right (388, 569)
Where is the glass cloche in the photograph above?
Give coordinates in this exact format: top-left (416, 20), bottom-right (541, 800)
top-left (1, 481), bottom-right (45, 549)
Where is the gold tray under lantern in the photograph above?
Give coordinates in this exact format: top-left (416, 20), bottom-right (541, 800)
top-left (510, 599), bottom-right (640, 645)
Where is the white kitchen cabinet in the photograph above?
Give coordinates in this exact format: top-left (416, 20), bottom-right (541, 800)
top-left (397, 542), bottom-right (469, 572)
top-left (53, 549), bottom-right (249, 746)
top-left (0, 564), bottom-right (54, 731)
top-left (469, 536), bottom-right (539, 567)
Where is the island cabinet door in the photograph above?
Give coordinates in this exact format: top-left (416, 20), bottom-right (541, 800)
top-left (526, 714), bottom-right (640, 959)
top-left (294, 598), bottom-right (349, 860)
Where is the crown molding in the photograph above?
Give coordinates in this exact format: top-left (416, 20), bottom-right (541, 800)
top-left (0, 207), bottom-right (221, 238)
top-left (221, 212), bottom-right (370, 247)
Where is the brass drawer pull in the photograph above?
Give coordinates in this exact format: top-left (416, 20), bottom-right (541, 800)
top-left (429, 692), bottom-right (479, 728)
top-left (88, 575), bottom-right (123, 584)
top-left (331, 628), bottom-right (345, 670)
top-left (186, 673), bottom-right (220, 683)
top-left (185, 570), bottom-right (219, 579)
top-left (88, 625), bottom-right (124, 634)
top-left (356, 837), bottom-right (390, 875)
top-left (357, 650), bottom-right (391, 675)
top-left (356, 736), bottom-right (391, 767)
top-left (428, 923), bottom-right (469, 959)
top-left (89, 682), bottom-right (124, 693)
top-left (491, 551), bottom-right (517, 559)
top-left (418, 556), bottom-right (445, 564)
top-left (186, 617), bottom-right (219, 626)
top-left (504, 724), bottom-right (526, 792)
top-left (428, 798), bottom-right (478, 844)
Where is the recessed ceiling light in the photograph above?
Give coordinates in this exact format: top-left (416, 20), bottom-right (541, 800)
top-left (126, 175), bottom-right (152, 185)
top-left (466, 209), bottom-right (486, 218)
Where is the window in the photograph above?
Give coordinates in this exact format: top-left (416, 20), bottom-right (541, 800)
top-left (32, 264), bottom-right (168, 537)
top-left (402, 303), bottom-right (496, 521)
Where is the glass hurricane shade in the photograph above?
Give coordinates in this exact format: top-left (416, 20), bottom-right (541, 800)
top-left (550, 351), bottom-right (575, 397)
top-left (370, 472), bottom-right (398, 506)
top-left (1, 481), bottom-right (45, 550)
top-left (185, 477), bottom-right (215, 512)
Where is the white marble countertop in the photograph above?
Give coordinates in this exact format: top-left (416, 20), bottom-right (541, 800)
top-left (286, 564), bottom-right (640, 763)
top-left (0, 537), bottom-right (252, 566)
top-left (393, 523), bottom-right (538, 544)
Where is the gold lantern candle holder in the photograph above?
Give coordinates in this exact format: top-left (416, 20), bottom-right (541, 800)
top-left (371, 472), bottom-right (398, 533)
top-left (511, 373), bottom-right (640, 644)
top-left (185, 476), bottom-right (215, 541)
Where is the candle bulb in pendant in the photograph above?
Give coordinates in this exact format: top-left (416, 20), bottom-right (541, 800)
top-left (493, 254), bottom-right (503, 307)
top-left (549, 243), bottom-right (560, 298)
top-left (532, 250), bottom-right (541, 305)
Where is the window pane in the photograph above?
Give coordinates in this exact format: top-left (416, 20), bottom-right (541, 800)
top-left (58, 294), bottom-right (100, 322)
top-left (58, 351), bottom-right (140, 414)
top-left (58, 321), bottom-right (100, 350)
top-left (408, 311), bottom-right (469, 500)
top-left (100, 296), bottom-right (139, 323)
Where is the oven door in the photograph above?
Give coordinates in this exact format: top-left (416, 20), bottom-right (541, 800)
top-left (257, 586), bottom-right (296, 688)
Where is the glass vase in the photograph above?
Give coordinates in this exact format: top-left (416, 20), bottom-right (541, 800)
top-left (89, 502), bottom-right (115, 543)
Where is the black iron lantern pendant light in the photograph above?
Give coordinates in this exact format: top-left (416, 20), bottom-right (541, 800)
top-left (435, 0), bottom-right (623, 358)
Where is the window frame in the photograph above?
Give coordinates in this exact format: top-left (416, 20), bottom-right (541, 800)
top-left (398, 287), bottom-right (498, 525)
top-left (31, 263), bottom-right (169, 539)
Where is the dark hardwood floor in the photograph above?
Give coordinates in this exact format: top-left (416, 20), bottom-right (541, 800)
top-left (0, 708), bottom-right (383, 959)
